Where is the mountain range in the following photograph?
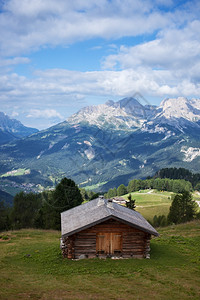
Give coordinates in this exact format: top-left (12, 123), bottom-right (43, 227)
top-left (0, 96), bottom-right (200, 194)
top-left (0, 112), bottom-right (38, 145)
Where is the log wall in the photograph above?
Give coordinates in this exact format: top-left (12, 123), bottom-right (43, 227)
top-left (61, 219), bottom-right (151, 259)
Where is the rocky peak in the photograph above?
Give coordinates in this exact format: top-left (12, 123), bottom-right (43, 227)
top-left (68, 97), bottom-right (150, 130)
top-left (0, 112), bottom-right (38, 138)
top-left (68, 96), bottom-right (200, 133)
top-left (157, 97), bottom-right (200, 122)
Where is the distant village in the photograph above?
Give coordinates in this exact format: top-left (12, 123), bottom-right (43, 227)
top-left (0, 179), bottom-right (52, 195)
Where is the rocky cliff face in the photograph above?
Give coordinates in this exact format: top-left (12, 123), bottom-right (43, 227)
top-left (68, 97), bottom-right (154, 130)
top-left (68, 97), bottom-right (200, 132)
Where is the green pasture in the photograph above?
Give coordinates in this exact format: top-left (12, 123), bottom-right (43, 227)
top-left (123, 190), bottom-right (173, 221)
top-left (1, 168), bottom-right (30, 178)
top-left (123, 190), bottom-right (200, 222)
top-left (0, 221), bottom-right (200, 299)
top-left (82, 181), bottom-right (108, 190)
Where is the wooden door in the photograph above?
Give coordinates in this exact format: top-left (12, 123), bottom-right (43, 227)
top-left (96, 233), bottom-right (122, 255)
top-left (111, 233), bottom-right (122, 254)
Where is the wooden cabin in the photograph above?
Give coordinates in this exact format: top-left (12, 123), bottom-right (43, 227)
top-left (60, 197), bottom-right (158, 259)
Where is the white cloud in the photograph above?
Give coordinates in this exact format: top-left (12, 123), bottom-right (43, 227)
top-left (0, 0), bottom-right (200, 129)
top-left (10, 111), bottom-right (19, 117)
top-left (0, 57), bottom-right (30, 67)
top-left (27, 109), bottom-right (63, 119)
top-left (102, 19), bottom-right (200, 96)
top-left (1, 67), bottom-right (200, 113)
top-left (0, 0), bottom-right (182, 57)
top-left (103, 20), bottom-right (200, 71)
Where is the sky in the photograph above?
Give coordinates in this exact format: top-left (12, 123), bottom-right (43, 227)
top-left (0, 0), bottom-right (200, 130)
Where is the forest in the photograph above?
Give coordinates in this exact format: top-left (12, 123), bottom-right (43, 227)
top-left (0, 168), bottom-right (200, 232)
top-left (154, 167), bottom-right (200, 188)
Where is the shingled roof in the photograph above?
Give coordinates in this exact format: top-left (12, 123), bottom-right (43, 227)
top-left (61, 197), bottom-right (159, 237)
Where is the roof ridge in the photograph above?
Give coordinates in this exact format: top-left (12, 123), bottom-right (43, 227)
top-left (61, 197), bottom-right (159, 237)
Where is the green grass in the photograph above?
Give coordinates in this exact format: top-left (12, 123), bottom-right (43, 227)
top-left (81, 181), bottom-right (108, 190)
top-left (123, 190), bottom-right (200, 222)
top-left (1, 168), bottom-right (30, 178)
top-left (0, 222), bottom-right (200, 299)
top-left (123, 190), bottom-right (173, 221)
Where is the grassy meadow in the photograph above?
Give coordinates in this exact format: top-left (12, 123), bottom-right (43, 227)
top-left (0, 221), bottom-right (200, 300)
top-left (0, 189), bottom-right (200, 299)
top-left (123, 190), bottom-right (200, 222)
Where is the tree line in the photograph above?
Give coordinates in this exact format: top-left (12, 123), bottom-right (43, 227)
top-left (154, 167), bottom-right (200, 189)
top-left (104, 177), bottom-right (193, 198)
top-left (1, 172), bottom-right (200, 233)
top-left (104, 175), bottom-right (199, 228)
top-left (151, 190), bottom-right (199, 227)
top-left (0, 178), bottom-right (83, 232)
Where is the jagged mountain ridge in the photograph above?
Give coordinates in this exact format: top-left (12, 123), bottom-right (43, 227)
top-left (0, 96), bottom-right (200, 192)
top-left (68, 96), bottom-right (200, 132)
top-left (0, 112), bottom-right (38, 145)
top-left (68, 97), bottom-right (156, 130)
top-left (157, 97), bottom-right (200, 121)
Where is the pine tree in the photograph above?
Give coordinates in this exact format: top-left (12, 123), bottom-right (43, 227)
top-left (168, 191), bottom-right (197, 224)
top-left (11, 192), bottom-right (41, 229)
top-left (44, 177), bottom-right (83, 230)
top-left (0, 201), bottom-right (10, 231)
top-left (126, 194), bottom-right (136, 210)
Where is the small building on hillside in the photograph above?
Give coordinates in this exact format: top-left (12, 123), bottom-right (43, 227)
top-left (112, 196), bottom-right (126, 205)
top-left (60, 197), bottom-right (158, 259)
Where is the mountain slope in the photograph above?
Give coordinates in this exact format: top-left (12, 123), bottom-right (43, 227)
top-left (156, 97), bottom-right (200, 122)
top-left (0, 97), bottom-right (200, 192)
top-left (0, 189), bottom-right (13, 206)
top-left (0, 112), bottom-right (38, 145)
top-left (68, 97), bottom-right (155, 130)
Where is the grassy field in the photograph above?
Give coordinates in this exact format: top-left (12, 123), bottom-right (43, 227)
top-left (81, 181), bottom-right (108, 191)
top-left (123, 190), bottom-right (200, 222)
top-left (123, 190), bottom-right (174, 222)
top-left (0, 221), bottom-right (200, 300)
top-left (1, 168), bottom-right (30, 178)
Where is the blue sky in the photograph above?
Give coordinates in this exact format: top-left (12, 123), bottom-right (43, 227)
top-left (0, 0), bottom-right (200, 129)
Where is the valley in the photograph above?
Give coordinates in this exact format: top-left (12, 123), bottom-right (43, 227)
top-left (0, 96), bottom-right (200, 194)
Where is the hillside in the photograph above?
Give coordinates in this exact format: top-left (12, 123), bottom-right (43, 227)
top-left (116, 189), bottom-right (200, 222)
top-left (0, 96), bottom-right (200, 193)
top-left (0, 221), bottom-right (200, 299)
top-left (123, 190), bottom-right (173, 222)
top-left (154, 167), bottom-right (200, 188)
top-left (0, 189), bottom-right (13, 206)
